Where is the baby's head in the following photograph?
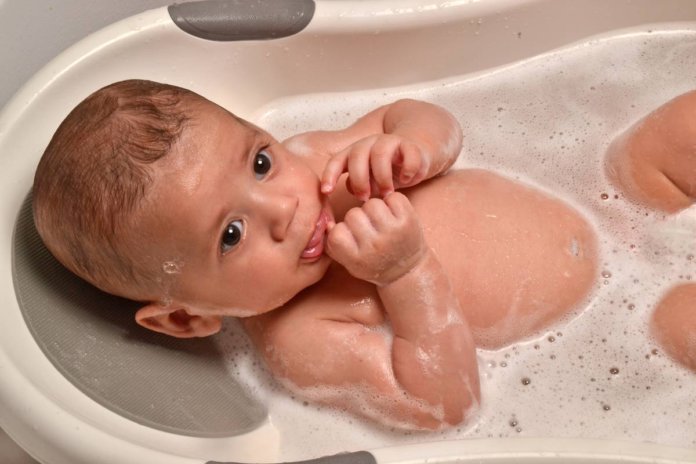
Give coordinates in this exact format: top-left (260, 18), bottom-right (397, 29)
top-left (33, 79), bottom-right (333, 337)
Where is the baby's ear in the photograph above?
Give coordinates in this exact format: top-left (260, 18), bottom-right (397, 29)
top-left (135, 303), bottom-right (222, 338)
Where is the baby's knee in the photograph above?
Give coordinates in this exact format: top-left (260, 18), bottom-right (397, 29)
top-left (651, 283), bottom-right (696, 372)
top-left (606, 90), bottom-right (696, 213)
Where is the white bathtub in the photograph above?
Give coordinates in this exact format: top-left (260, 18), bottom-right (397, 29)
top-left (1, 1), bottom-right (696, 463)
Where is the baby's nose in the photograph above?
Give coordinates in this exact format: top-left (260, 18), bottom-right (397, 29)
top-left (265, 194), bottom-right (298, 241)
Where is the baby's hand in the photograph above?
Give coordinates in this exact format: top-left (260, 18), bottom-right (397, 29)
top-left (321, 134), bottom-right (430, 201)
top-left (326, 192), bottom-right (426, 286)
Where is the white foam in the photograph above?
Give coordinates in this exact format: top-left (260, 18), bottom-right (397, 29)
top-left (161, 260), bottom-right (182, 274)
top-left (214, 26), bottom-right (696, 459)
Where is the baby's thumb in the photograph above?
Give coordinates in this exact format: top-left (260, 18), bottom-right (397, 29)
top-left (324, 221), bottom-right (351, 266)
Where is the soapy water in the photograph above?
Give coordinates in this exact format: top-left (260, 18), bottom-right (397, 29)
top-left (214, 26), bottom-right (696, 459)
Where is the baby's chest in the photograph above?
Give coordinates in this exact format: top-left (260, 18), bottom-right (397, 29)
top-left (405, 169), bottom-right (598, 347)
top-left (291, 264), bottom-right (386, 327)
top-left (406, 169), bottom-right (588, 265)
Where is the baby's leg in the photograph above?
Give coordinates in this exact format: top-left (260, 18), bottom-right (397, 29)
top-left (606, 90), bottom-right (696, 213)
top-left (651, 283), bottom-right (696, 372)
top-left (607, 92), bottom-right (696, 373)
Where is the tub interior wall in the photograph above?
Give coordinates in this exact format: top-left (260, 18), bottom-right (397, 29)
top-left (0, 0), bottom-right (174, 109)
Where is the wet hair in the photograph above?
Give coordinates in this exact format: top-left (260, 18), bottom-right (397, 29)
top-left (33, 79), bottom-right (196, 299)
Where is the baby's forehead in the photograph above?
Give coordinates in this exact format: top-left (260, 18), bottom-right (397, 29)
top-left (153, 96), bottom-right (265, 186)
top-left (190, 96), bottom-right (243, 124)
top-left (144, 100), bottom-right (247, 198)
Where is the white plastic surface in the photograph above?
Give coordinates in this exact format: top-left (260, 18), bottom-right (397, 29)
top-left (371, 437), bottom-right (696, 463)
top-left (0, 0), bottom-right (173, 108)
top-left (1, 0), bottom-right (696, 463)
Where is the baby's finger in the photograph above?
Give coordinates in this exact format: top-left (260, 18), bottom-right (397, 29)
top-left (383, 191), bottom-right (414, 219)
top-left (369, 139), bottom-right (399, 196)
top-left (361, 197), bottom-right (394, 231)
top-left (347, 177), bottom-right (381, 199)
top-left (396, 141), bottom-right (426, 186)
top-left (326, 222), bottom-right (358, 263)
top-left (342, 206), bottom-right (376, 247)
top-left (347, 145), bottom-right (372, 201)
top-left (321, 151), bottom-right (349, 194)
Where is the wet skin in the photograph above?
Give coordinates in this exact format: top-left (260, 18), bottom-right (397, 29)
top-left (136, 98), bottom-right (598, 428)
top-left (652, 284), bottom-right (696, 372)
top-left (606, 89), bottom-right (696, 373)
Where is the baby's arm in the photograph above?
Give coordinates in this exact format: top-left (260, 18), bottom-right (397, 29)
top-left (284, 99), bottom-right (463, 200)
top-left (327, 193), bottom-right (480, 427)
top-left (606, 90), bottom-right (696, 213)
top-left (246, 194), bottom-right (479, 429)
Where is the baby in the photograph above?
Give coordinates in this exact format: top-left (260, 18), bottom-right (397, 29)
top-left (606, 89), bottom-right (696, 373)
top-left (33, 79), bottom-right (598, 430)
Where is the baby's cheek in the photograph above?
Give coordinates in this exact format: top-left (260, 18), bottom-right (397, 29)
top-left (651, 283), bottom-right (696, 372)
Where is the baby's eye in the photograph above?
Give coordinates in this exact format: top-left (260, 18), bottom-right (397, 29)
top-left (253, 149), bottom-right (272, 179)
top-left (221, 220), bottom-right (244, 254)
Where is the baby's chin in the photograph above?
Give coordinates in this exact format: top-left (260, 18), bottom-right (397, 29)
top-left (261, 255), bottom-right (333, 311)
top-left (183, 256), bottom-right (333, 318)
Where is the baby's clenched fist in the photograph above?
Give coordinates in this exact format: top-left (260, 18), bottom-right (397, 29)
top-left (326, 192), bottom-right (426, 286)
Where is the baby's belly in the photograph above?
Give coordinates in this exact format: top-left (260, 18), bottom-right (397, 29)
top-left (407, 169), bottom-right (599, 349)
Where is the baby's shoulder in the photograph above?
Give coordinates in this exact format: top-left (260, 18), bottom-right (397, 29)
top-left (246, 264), bottom-right (385, 338)
top-left (292, 264), bottom-right (385, 325)
top-left (242, 266), bottom-right (386, 380)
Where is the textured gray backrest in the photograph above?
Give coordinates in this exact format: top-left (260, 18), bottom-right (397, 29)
top-left (169, 0), bottom-right (315, 41)
top-left (12, 193), bottom-right (267, 437)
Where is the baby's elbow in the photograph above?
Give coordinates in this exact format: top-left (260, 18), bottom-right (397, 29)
top-left (410, 406), bottom-right (475, 431)
top-left (443, 391), bottom-right (480, 429)
top-left (409, 389), bottom-right (481, 431)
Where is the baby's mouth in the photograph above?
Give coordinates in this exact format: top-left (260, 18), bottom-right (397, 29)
top-left (301, 207), bottom-right (331, 261)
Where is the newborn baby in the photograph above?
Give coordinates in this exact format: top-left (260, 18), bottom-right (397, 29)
top-left (606, 89), bottom-right (696, 372)
top-left (33, 79), bottom-right (598, 429)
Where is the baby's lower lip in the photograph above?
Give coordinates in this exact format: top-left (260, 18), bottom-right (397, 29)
top-left (301, 209), bottom-right (329, 261)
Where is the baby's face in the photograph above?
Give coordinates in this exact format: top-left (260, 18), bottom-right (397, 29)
top-left (139, 99), bottom-right (333, 316)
